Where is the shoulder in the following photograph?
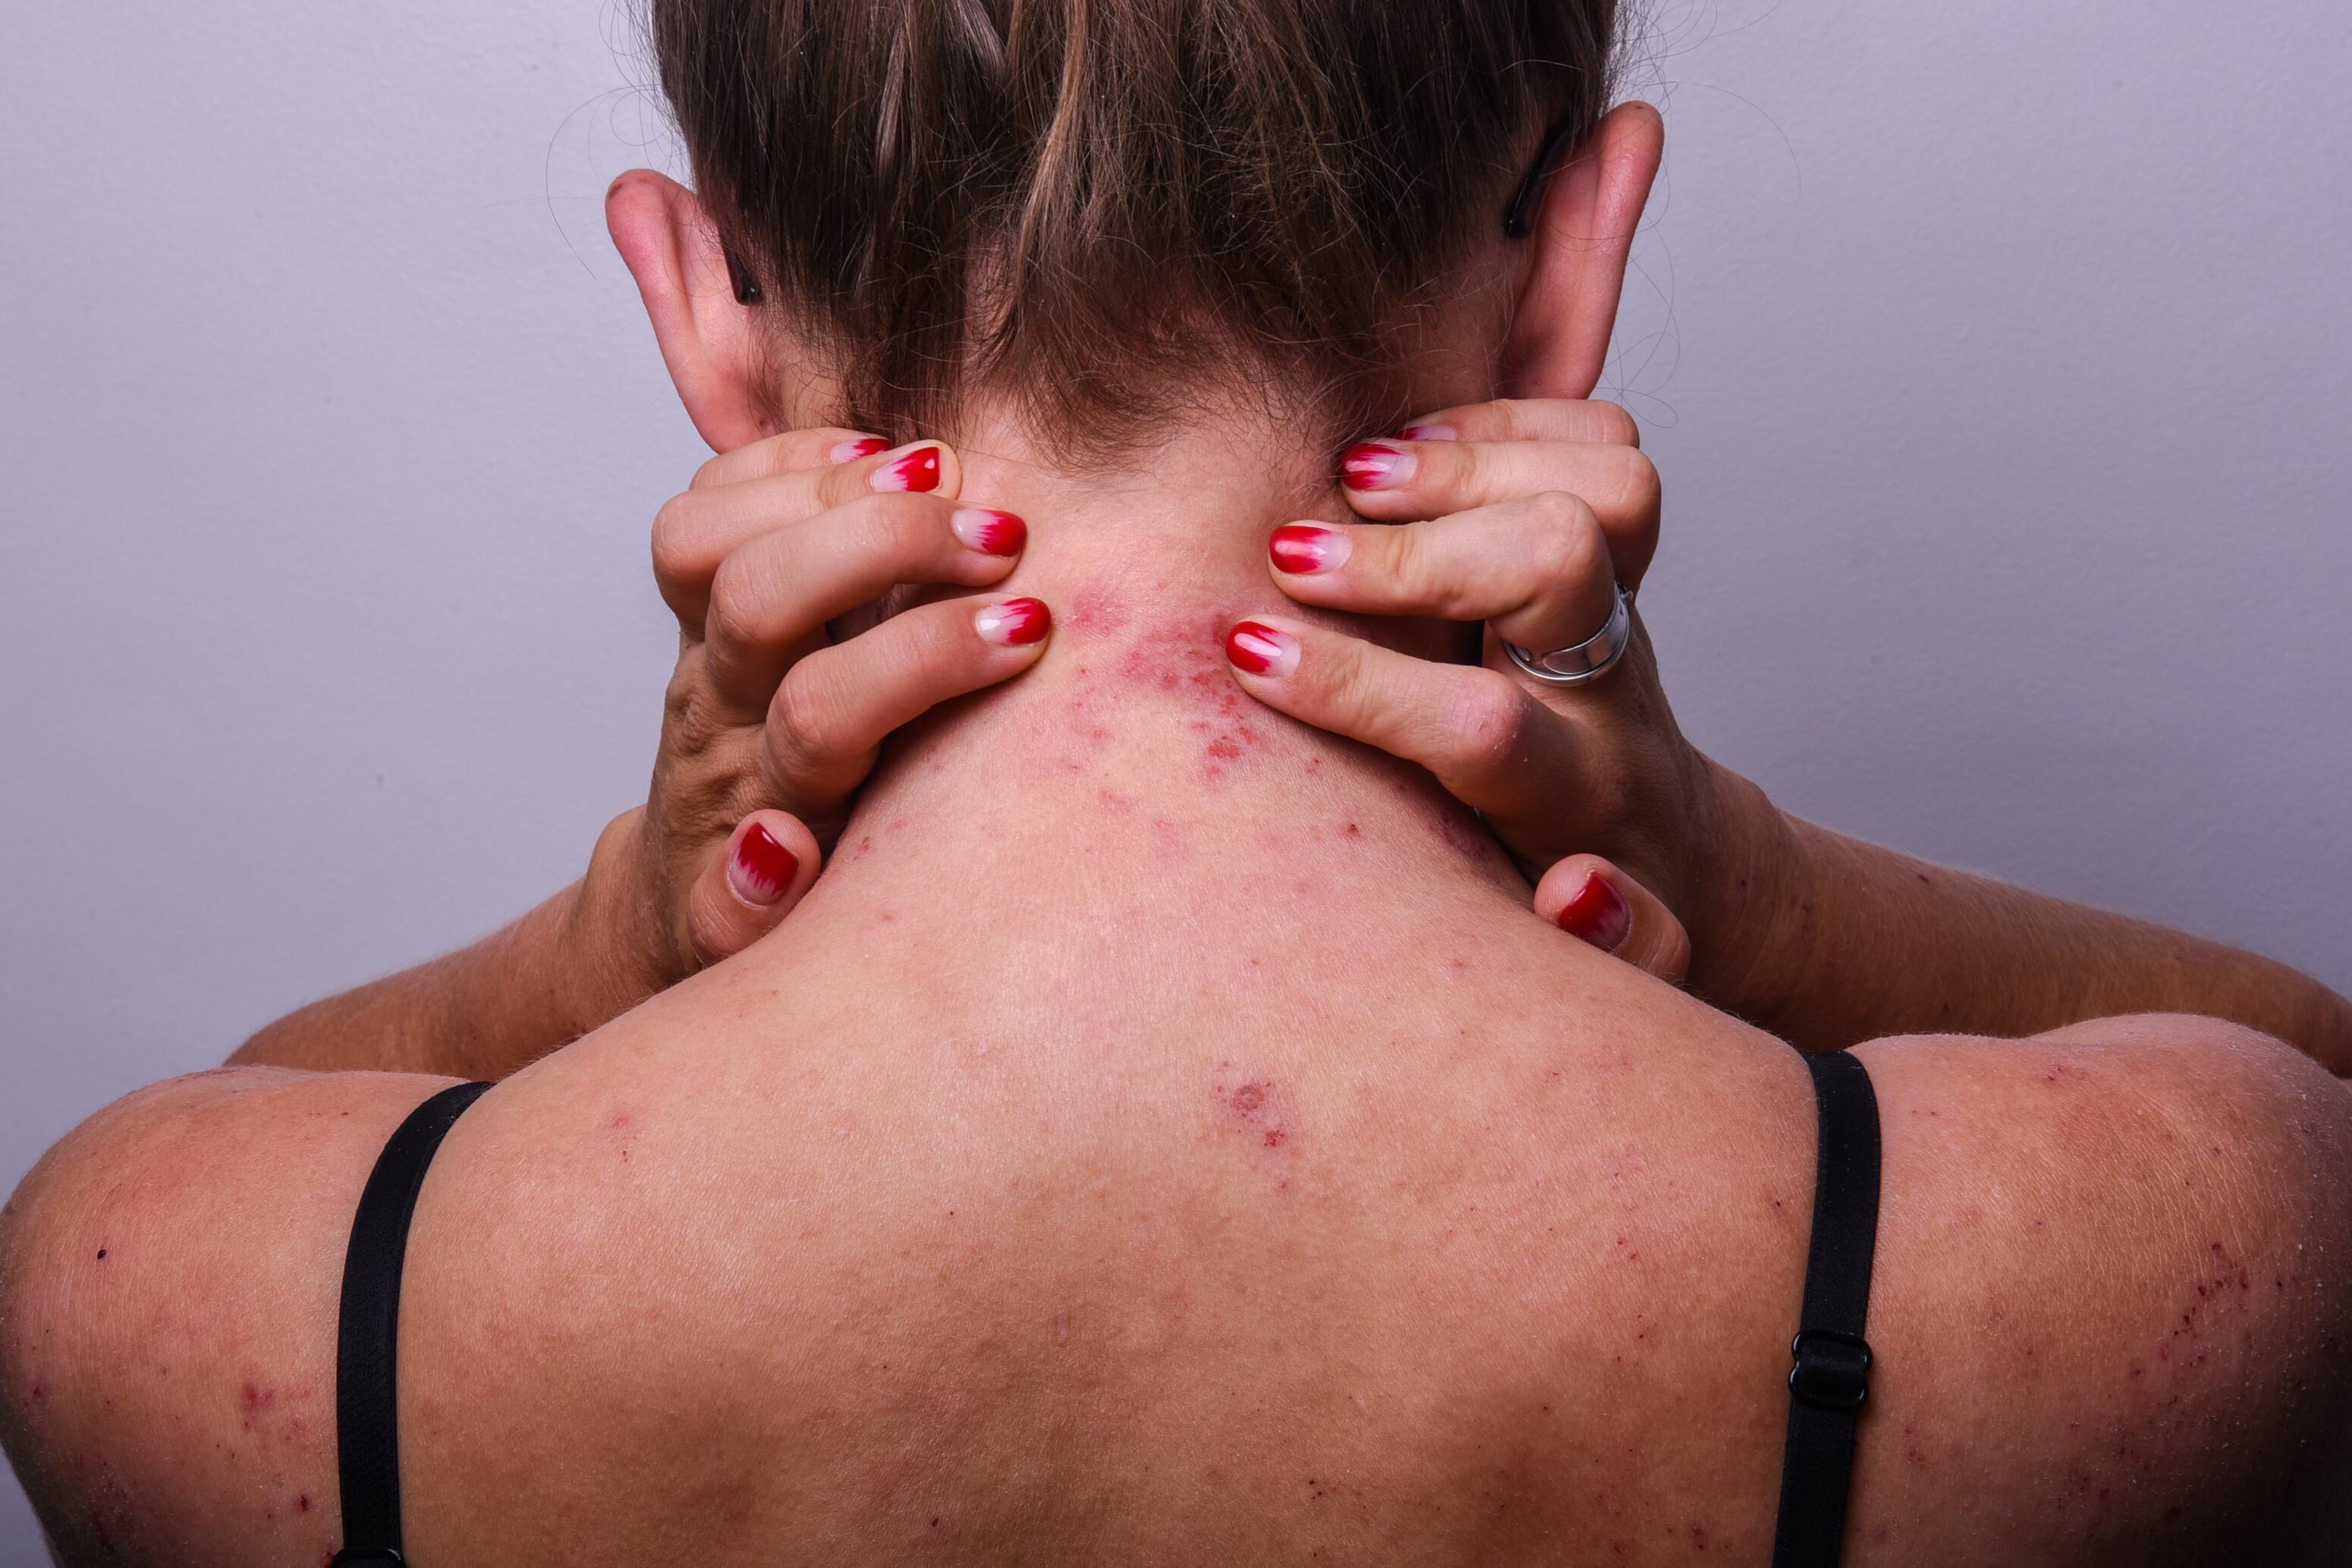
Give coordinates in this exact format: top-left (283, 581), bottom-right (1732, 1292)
top-left (1844, 1017), bottom-right (2352, 1562)
top-left (0, 1066), bottom-right (469, 1566)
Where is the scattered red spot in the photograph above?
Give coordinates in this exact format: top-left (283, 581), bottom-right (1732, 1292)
top-left (1068, 586), bottom-right (1133, 636)
top-left (1342, 822), bottom-right (1361, 838)
top-left (1215, 1073), bottom-right (1293, 1152)
top-left (28, 1383), bottom-right (45, 1404)
top-left (298, 1494), bottom-right (311, 1513)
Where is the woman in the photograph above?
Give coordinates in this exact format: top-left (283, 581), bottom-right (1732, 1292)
top-left (5, 1), bottom-right (2350, 1563)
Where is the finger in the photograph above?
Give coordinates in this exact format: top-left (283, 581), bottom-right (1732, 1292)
top-left (653, 439), bottom-right (962, 627)
top-left (1335, 435), bottom-right (1659, 589)
top-left (1222, 614), bottom-right (1577, 826)
top-left (1266, 493), bottom-right (1615, 654)
top-left (690, 426), bottom-right (890, 491)
top-left (684, 812), bottom-right (822, 968)
top-left (1390, 397), bottom-right (1641, 449)
top-left (704, 496), bottom-right (1028, 715)
top-left (766, 595), bottom-right (1052, 808)
top-left (1533, 854), bottom-right (1690, 985)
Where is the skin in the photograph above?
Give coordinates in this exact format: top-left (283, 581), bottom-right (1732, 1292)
top-left (9, 103), bottom-right (2352, 1567)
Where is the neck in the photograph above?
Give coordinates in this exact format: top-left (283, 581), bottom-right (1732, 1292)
top-left (812, 403), bottom-right (1525, 929)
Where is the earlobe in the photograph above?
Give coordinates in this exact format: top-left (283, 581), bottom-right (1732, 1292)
top-left (606, 169), bottom-right (775, 454)
top-left (1500, 102), bottom-right (1665, 403)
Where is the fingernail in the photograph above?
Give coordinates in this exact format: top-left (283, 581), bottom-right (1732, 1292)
top-left (829, 435), bottom-right (889, 463)
top-left (1556, 873), bottom-right (1631, 954)
top-left (730, 822), bottom-right (797, 906)
top-left (1269, 523), bottom-right (1351, 575)
top-left (951, 507), bottom-right (1027, 557)
top-left (1226, 620), bottom-right (1298, 677)
top-left (974, 596), bottom-right (1052, 646)
top-left (872, 444), bottom-right (942, 493)
top-left (1397, 423), bottom-right (1458, 442)
top-left (1340, 440), bottom-right (1415, 492)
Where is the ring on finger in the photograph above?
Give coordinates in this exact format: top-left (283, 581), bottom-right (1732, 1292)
top-left (1503, 585), bottom-right (1634, 685)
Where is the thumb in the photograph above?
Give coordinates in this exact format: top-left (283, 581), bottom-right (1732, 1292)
top-left (1533, 853), bottom-right (1690, 985)
top-left (685, 812), bottom-right (822, 968)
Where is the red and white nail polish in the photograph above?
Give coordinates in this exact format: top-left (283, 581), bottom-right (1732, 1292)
top-left (1269, 523), bottom-right (1351, 574)
top-left (872, 444), bottom-right (943, 493)
top-left (951, 507), bottom-right (1027, 557)
top-left (829, 435), bottom-right (889, 463)
top-left (974, 596), bottom-right (1052, 646)
top-left (1396, 423), bottom-right (1458, 442)
top-left (1339, 440), bottom-right (1415, 491)
top-left (1556, 872), bottom-right (1631, 954)
top-left (730, 822), bottom-right (798, 906)
top-left (1226, 620), bottom-right (1298, 677)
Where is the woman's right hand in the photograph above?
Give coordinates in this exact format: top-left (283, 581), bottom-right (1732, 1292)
top-left (574, 428), bottom-right (1053, 999)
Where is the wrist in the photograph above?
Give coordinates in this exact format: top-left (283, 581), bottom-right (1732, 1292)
top-left (1681, 759), bottom-right (1813, 1032)
top-left (556, 808), bottom-right (686, 1039)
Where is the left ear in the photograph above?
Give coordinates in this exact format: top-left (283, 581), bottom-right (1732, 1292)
top-left (606, 168), bottom-right (775, 454)
top-left (1500, 102), bottom-right (1665, 402)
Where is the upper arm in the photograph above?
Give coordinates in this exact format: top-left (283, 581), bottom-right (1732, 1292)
top-left (1845, 1016), bottom-right (2352, 1564)
top-left (0, 1067), bottom-right (463, 1567)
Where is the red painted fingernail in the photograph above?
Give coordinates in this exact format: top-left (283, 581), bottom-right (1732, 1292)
top-left (873, 444), bottom-right (942, 493)
top-left (1269, 523), bottom-right (1351, 575)
top-left (1556, 873), bottom-right (1631, 954)
top-left (1226, 620), bottom-right (1298, 677)
top-left (951, 507), bottom-right (1027, 557)
top-left (829, 435), bottom-right (889, 463)
top-left (1340, 440), bottom-right (1415, 491)
top-left (1396, 423), bottom-right (1458, 442)
top-left (731, 822), bottom-right (798, 906)
top-left (975, 596), bottom-right (1052, 646)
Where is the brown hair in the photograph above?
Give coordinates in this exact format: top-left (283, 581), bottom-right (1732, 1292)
top-left (651, 0), bottom-right (1622, 457)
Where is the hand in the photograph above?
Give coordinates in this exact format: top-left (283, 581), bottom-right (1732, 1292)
top-left (574, 429), bottom-right (1054, 1002)
top-left (1226, 397), bottom-right (1738, 983)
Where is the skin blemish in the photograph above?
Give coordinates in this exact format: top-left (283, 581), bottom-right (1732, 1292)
top-left (96, 1248), bottom-right (106, 1260)
top-left (298, 1494), bottom-right (310, 1513)
top-left (1212, 1069), bottom-right (1293, 1150)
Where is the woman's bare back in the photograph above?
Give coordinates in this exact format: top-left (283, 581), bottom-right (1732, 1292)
top-left (12, 568), bottom-right (2349, 1566)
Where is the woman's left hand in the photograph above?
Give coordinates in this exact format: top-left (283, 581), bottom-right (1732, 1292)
top-left (1228, 397), bottom-right (1737, 983)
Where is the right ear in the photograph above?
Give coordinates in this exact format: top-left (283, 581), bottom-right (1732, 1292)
top-left (606, 169), bottom-right (774, 454)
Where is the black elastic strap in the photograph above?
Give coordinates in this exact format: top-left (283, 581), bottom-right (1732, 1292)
top-left (1770, 1050), bottom-right (1882, 1568)
top-left (333, 1080), bottom-right (492, 1567)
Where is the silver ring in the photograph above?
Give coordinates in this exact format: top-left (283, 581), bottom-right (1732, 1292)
top-left (1503, 585), bottom-right (1634, 685)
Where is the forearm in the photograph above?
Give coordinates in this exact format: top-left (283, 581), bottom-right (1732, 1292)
top-left (1689, 768), bottom-right (2352, 1071)
top-left (230, 812), bottom-right (669, 1078)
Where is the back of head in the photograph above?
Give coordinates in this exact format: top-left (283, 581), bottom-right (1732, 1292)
top-left (651, 0), bottom-right (1623, 461)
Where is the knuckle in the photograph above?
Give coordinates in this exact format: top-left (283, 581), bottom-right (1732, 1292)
top-left (703, 552), bottom-right (767, 653)
top-left (649, 494), bottom-right (705, 590)
top-left (1443, 672), bottom-right (1533, 777)
top-left (1526, 494), bottom-right (1605, 583)
top-left (766, 670), bottom-right (838, 773)
top-left (1610, 448), bottom-right (1662, 521)
top-left (1590, 399), bottom-right (1641, 448)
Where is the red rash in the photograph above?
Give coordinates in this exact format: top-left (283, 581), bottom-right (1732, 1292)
top-left (1213, 1069), bottom-right (1293, 1150)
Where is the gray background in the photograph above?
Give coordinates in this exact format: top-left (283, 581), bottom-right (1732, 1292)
top-left (2, 0), bottom-right (2346, 1551)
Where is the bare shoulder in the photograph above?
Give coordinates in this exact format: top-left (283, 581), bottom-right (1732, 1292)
top-left (0, 1065), bottom-right (466, 1566)
top-left (1846, 1016), bottom-right (2352, 1564)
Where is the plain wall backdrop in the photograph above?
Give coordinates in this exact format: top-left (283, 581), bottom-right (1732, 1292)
top-left (2, 0), bottom-right (2347, 1550)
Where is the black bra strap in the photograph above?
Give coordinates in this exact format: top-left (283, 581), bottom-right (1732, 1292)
top-left (334, 1080), bottom-right (492, 1567)
top-left (1771, 1049), bottom-right (1882, 1568)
